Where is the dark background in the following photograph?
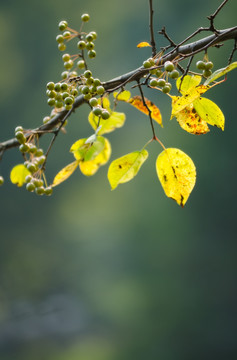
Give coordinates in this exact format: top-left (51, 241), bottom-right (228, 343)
top-left (0, 0), bottom-right (237, 359)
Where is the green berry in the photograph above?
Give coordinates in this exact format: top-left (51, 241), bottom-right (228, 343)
top-left (81, 85), bottom-right (90, 95)
top-left (70, 88), bottom-right (78, 96)
top-left (77, 60), bottom-right (85, 69)
top-left (47, 98), bottom-right (55, 106)
top-left (89, 97), bottom-right (98, 107)
top-left (19, 144), bottom-right (29, 153)
top-left (26, 182), bottom-right (35, 192)
top-left (155, 69), bottom-right (163, 77)
top-left (47, 90), bottom-right (57, 98)
top-left (88, 50), bottom-right (96, 58)
top-left (63, 31), bottom-right (71, 38)
top-left (15, 131), bottom-right (26, 144)
top-left (143, 60), bottom-right (152, 69)
top-left (96, 85), bottom-right (105, 95)
top-left (169, 69), bottom-right (179, 79)
top-left (28, 144), bottom-right (37, 153)
top-left (157, 78), bottom-right (166, 87)
top-left (93, 78), bottom-right (101, 86)
top-left (55, 100), bottom-right (63, 108)
top-left (90, 31), bottom-right (97, 40)
top-left (58, 21), bottom-right (68, 31)
top-left (46, 82), bottom-right (55, 90)
top-left (58, 43), bottom-right (66, 51)
top-left (77, 40), bottom-right (86, 50)
top-left (60, 82), bottom-right (68, 91)
top-left (81, 13), bottom-right (90, 22)
top-left (0, 176), bottom-right (4, 185)
top-left (27, 163), bottom-right (37, 173)
top-left (93, 107), bottom-right (102, 116)
top-left (35, 186), bottom-right (45, 195)
top-left (205, 61), bottom-right (213, 70)
top-left (196, 60), bottom-right (206, 70)
top-left (25, 175), bottom-right (32, 183)
top-left (164, 61), bottom-right (174, 72)
top-left (64, 96), bottom-right (74, 105)
top-left (35, 148), bottom-right (44, 157)
top-left (101, 109), bottom-right (110, 120)
top-left (86, 42), bottom-right (94, 50)
top-left (149, 78), bottom-right (158, 87)
top-left (56, 34), bottom-right (64, 43)
top-left (162, 85), bottom-right (171, 93)
top-left (84, 70), bottom-right (92, 78)
top-left (64, 60), bottom-right (74, 69)
top-left (86, 34), bottom-right (94, 42)
top-left (45, 187), bottom-right (53, 196)
top-left (62, 53), bottom-right (70, 62)
top-left (62, 91), bottom-right (70, 99)
top-left (203, 69), bottom-right (212, 78)
top-left (15, 126), bottom-right (23, 133)
top-left (37, 155), bottom-right (46, 165)
top-left (61, 71), bottom-right (69, 79)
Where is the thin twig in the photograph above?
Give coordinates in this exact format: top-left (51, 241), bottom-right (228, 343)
top-left (137, 81), bottom-right (156, 139)
top-left (207, 0), bottom-right (229, 31)
top-left (149, 0), bottom-right (157, 57)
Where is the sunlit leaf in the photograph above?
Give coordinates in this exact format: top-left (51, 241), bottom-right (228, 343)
top-left (80, 138), bottom-right (111, 176)
top-left (204, 61), bottom-right (237, 85)
top-left (137, 41), bottom-right (151, 48)
top-left (70, 136), bottom-right (105, 161)
top-left (52, 161), bottom-right (79, 187)
top-left (176, 75), bottom-right (202, 93)
top-left (108, 149), bottom-right (148, 190)
top-left (156, 148), bottom-right (196, 207)
top-left (171, 85), bottom-right (209, 119)
top-left (113, 90), bottom-right (131, 102)
top-left (88, 111), bottom-right (126, 135)
top-left (193, 97), bottom-right (225, 130)
top-left (98, 97), bottom-right (111, 110)
top-left (10, 164), bottom-right (31, 187)
top-left (129, 95), bottom-right (162, 126)
top-left (175, 104), bottom-right (210, 135)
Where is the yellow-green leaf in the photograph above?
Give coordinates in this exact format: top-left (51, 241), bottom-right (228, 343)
top-left (129, 95), bottom-right (162, 126)
top-left (171, 85), bottom-right (209, 119)
top-left (10, 164), bottom-right (31, 187)
top-left (88, 111), bottom-right (126, 135)
top-left (108, 149), bottom-right (148, 190)
top-left (137, 41), bottom-right (151, 48)
top-left (176, 75), bottom-right (202, 93)
top-left (204, 61), bottom-right (237, 85)
top-left (52, 160), bottom-right (79, 187)
top-left (193, 97), bottom-right (225, 130)
top-left (113, 90), bottom-right (131, 102)
top-left (70, 136), bottom-right (105, 161)
top-left (156, 148), bottom-right (196, 207)
top-left (80, 138), bottom-right (111, 176)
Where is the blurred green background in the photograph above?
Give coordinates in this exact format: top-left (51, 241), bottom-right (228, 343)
top-left (0, 0), bottom-right (237, 359)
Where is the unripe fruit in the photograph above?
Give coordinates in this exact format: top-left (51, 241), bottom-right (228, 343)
top-left (169, 69), bottom-right (179, 79)
top-left (45, 187), bottom-right (53, 196)
top-left (84, 70), bottom-right (92, 78)
top-left (162, 85), bottom-right (171, 93)
top-left (156, 69), bottom-right (163, 77)
top-left (77, 60), bottom-right (85, 69)
top-left (96, 85), bottom-right (105, 95)
top-left (64, 60), bottom-right (74, 69)
top-left (63, 31), bottom-right (71, 38)
top-left (35, 186), bottom-right (45, 195)
top-left (157, 78), bottom-right (166, 87)
top-left (143, 60), bottom-right (152, 68)
top-left (54, 83), bottom-right (62, 92)
top-left (58, 20), bottom-right (68, 31)
top-left (62, 53), bottom-right (70, 62)
top-left (86, 34), bottom-right (94, 42)
top-left (46, 82), bottom-right (55, 90)
top-left (205, 61), bottom-right (213, 70)
top-left (90, 31), bottom-right (97, 40)
top-left (86, 42), bottom-right (94, 50)
top-left (56, 35), bottom-right (64, 43)
top-left (101, 109), bottom-right (110, 120)
top-left (35, 148), bottom-right (44, 157)
top-left (15, 126), bottom-right (23, 133)
top-left (58, 43), bottom-right (66, 51)
top-left (150, 78), bottom-right (159, 87)
top-left (77, 40), bottom-right (86, 50)
top-left (89, 97), bottom-right (98, 107)
top-left (196, 60), bottom-right (206, 70)
top-left (81, 85), bottom-right (90, 95)
top-left (60, 83), bottom-right (68, 91)
top-left (93, 107), bottom-right (102, 116)
top-left (15, 131), bottom-right (26, 144)
top-left (61, 71), bottom-right (69, 79)
top-left (164, 61), bottom-right (174, 72)
top-left (26, 182), bottom-right (35, 192)
top-left (203, 69), bottom-right (212, 78)
top-left (47, 98), bottom-right (55, 106)
top-left (19, 144), bottom-right (29, 153)
top-left (64, 96), bottom-right (74, 105)
top-left (93, 78), bottom-right (101, 86)
top-left (0, 176), bottom-right (4, 185)
top-left (81, 13), bottom-right (90, 22)
top-left (25, 175), bottom-right (32, 183)
top-left (88, 50), bottom-right (96, 58)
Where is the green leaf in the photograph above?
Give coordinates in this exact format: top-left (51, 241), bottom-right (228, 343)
top-left (108, 149), bottom-right (148, 190)
top-left (204, 61), bottom-right (237, 85)
top-left (176, 75), bottom-right (202, 93)
top-left (88, 111), bottom-right (126, 135)
top-left (70, 136), bottom-right (105, 161)
top-left (156, 148), bottom-right (196, 207)
top-left (10, 164), bottom-right (31, 187)
top-left (52, 160), bottom-right (79, 187)
top-left (193, 97), bottom-right (225, 130)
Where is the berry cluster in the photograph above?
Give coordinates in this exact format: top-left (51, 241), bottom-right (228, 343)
top-left (196, 60), bottom-right (214, 78)
top-left (46, 80), bottom-right (78, 110)
top-left (14, 126), bottom-right (52, 196)
top-left (144, 59), bottom-right (179, 94)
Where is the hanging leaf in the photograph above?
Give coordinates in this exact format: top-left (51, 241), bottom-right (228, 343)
top-left (129, 95), bottom-right (162, 126)
top-left (175, 104), bottom-right (210, 135)
top-left (204, 61), bottom-right (237, 85)
top-left (156, 148), bottom-right (196, 207)
top-left (88, 110), bottom-right (126, 135)
top-left (176, 75), bottom-right (202, 93)
top-left (70, 136), bottom-right (105, 161)
top-left (193, 97), bottom-right (225, 130)
top-left (52, 160), bottom-right (79, 187)
top-left (171, 85), bottom-right (209, 119)
top-left (10, 164), bottom-right (31, 187)
top-left (113, 90), bottom-right (131, 102)
top-left (108, 149), bottom-right (148, 190)
top-left (137, 41), bottom-right (151, 48)
top-left (80, 138), bottom-right (111, 176)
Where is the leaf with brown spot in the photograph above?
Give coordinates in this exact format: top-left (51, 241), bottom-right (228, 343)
top-left (129, 95), bottom-right (162, 126)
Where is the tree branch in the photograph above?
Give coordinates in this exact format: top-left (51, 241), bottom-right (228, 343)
top-left (0, 26), bottom-right (237, 159)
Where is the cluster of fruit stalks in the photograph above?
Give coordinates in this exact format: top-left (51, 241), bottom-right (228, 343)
top-left (0, 13), bottom-right (214, 193)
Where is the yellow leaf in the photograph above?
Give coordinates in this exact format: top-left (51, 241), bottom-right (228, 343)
top-left (52, 160), bottom-right (78, 187)
top-left (175, 103), bottom-right (210, 135)
top-left (70, 136), bottom-right (105, 161)
top-left (129, 95), bottom-right (162, 126)
top-left (204, 61), bottom-right (237, 85)
top-left (193, 97), bottom-right (225, 130)
top-left (171, 85), bottom-right (209, 119)
top-left (80, 138), bottom-right (111, 176)
top-left (108, 149), bottom-right (148, 190)
top-left (156, 148), bottom-right (196, 207)
top-left (137, 41), bottom-right (151, 48)
top-left (10, 164), bottom-right (31, 187)
top-left (113, 90), bottom-right (131, 102)
top-left (176, 75), bottom-right (202, 93)
top-left (88, 111), bottom-right (126, 135)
